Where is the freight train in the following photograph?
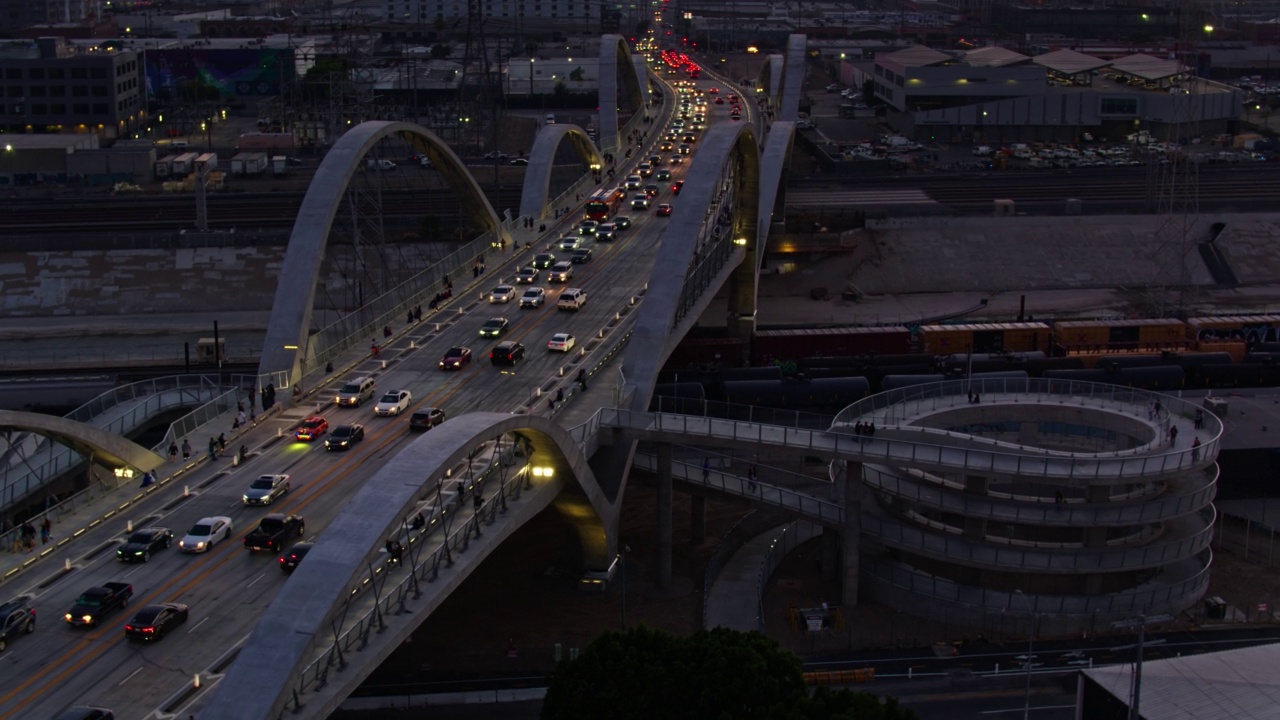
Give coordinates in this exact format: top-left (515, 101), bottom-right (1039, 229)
top-left (655, 314), bottom-right (1280, 412)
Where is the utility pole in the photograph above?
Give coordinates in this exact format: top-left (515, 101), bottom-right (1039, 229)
top-left (1112, 613), bottom-right (1172, 720)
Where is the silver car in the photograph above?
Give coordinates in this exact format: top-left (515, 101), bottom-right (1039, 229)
top-left (243, 474), bottom-right (290, 506)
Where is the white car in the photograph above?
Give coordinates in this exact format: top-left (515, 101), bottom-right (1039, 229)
top-left (547, 333), bottom-right (576, 352)
top-left (520, 287), bottom-right (546, 308)
top-left (374, 389), bottom-right (412, 416)
top-left (243, 473), bottom-right (290, 506)
top-left (488, 284), bottom-right (516, 303)
top-left (179, 516), bottom-right (233, 553)
top-left (559, 236), bottom-right (582, 251)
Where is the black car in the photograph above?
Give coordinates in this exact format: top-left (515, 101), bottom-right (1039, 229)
top-left (124, 603), bottom-right (188, 641)
top-left (613, 216), bottom-right (633, 230)
top-left (325, 424), bottom-right (365, 451)
top-left (532, 252), bottom-right (557, 269)
top-left (409, 407), bottom-right (446, 431)
top-left (278, 542), bottom-right (314, 573)
top-left (0, 598), bottom-right (36, 652)
top-left (490, 341), bottom-right (526, 366)
top-left (52, 708), bottom-right (114, 720)
top-left (479, 317), bottom-right (510, 338)
top-left (571, 248), bottom-right (593, 264)
top-left (116, 527), bottom-right (173, 563)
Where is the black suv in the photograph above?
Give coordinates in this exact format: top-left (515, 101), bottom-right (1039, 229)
top-left (409, 407), bottom-right (446, 431)
top-left (0, 598), bottom-right (36, 652)
top-left (490, 341), bottom-right (526, 366)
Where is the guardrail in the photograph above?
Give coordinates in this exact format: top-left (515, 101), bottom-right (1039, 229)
top-left (602, 406), bottom-right (1216, 484)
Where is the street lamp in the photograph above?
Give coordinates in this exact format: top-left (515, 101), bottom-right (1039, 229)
top-left (529, 57), bottom-right (534, 98)
top-left (1014, 589), bottom-right (1035, 720)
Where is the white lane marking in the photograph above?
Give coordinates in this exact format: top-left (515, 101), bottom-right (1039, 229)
top-left (246, 572), bottom-right (266, 589)
top-left (187, 616), bottom-right (208, 634)
top-left (118, 666), bottom-right (144, 686)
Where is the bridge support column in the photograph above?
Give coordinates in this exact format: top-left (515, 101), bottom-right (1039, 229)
top-left (841, 460), bottom-right (863, 607)
top-left (656, 443), bottom-right (673, 590)
top-left (689, 494), bottom-right (706, 546)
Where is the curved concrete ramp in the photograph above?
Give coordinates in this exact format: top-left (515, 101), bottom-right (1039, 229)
top-left (518, 124), bottom-right (605, 221)
top-left (777, 35), bottom-right (807, 122)
top-left (201, 412), bottom-right (616, 720)
top-left (257, 121), bottom-right (509, 390)
top-left (0, 410), bottom-right (165, 473)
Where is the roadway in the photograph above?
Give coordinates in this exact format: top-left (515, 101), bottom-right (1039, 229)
top-left (0, 73), bottom-right (744, 720)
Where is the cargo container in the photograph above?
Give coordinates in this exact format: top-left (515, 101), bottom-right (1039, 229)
top-left (272, 156), bottom-right (288, 175)
top-left (170, 152), bottom-right (199, 175)
top-left (917, 322), bottom-right (1051, 355)
top-left (230, 152), bottom-right (268, 176)
top-left (1187, 315), bottom-right (1280, 348)
top-left (752, 326), bottom-right (911, 366)
top-left (663, 335), bottom-right (745, 371)
top-left (195, 153), bottom-right (218, 171)
top-left (154, 154), bottom-right (178, 179)
top-left (1051, 319), bottom-right (1189, 354)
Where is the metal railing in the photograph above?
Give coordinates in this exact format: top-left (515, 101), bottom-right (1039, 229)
top-left (289, 446), bottom-right (527, 710)
top-left (864, 505), bottom-right (1217, 573)
top-left (756, 521), bottom-right (821, 631)
top-left (630, 453), bottom-right (843, 526)
top-left (2, 375), bottom-right (232, 511)
top-left (861, 551), bottom-right (1213, 625)
top-left (599, 405), bottom-right (1218, 484)
top-left (861, 464), bottom-right (1219, 527)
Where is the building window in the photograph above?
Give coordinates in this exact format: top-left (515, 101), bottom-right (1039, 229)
top-left (4, 68), bottom-right (19, 79)
top-left (70, 68), bottom-right (87, 79)
top-left (73, 103), bottom-right (89, 114)
top-left (72, 86), bottom-right (88, 97)
top-left (49, 68), bottom-right (64, 80)
top-left (28, 68), bottom-right (44, 80)
top-left (93, 103), bottom-right (107, 114)
top-left (32, 104), bottom-right (46, 114)
top-left (50, 86), bottom-right (65, 97)
top-left (29, 86), bottom-right (45, 97)
top-left (51, 104), bottom-right (66, 113)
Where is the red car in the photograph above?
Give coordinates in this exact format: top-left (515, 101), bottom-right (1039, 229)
top-left (295, 416), bottom-right (329, 442)
top-left (439, 346), bottom-right (473, 370)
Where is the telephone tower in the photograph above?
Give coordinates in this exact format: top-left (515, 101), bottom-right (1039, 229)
top-left (1145, 0), bottom-right (1204, 318)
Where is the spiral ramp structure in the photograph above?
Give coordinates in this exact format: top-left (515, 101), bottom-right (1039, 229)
top-left (832, 379), bottom-right (1220, 636)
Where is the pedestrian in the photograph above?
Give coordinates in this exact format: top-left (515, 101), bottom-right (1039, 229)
top-left (21, 522), bottom-right (34, 551)
top-left (140, 471), bottom-right (155, 489)
top-left (40, 517), bottom-right (51, 545)
top-left (1191, 437), bottom-right (1202, 461)
top-left (473, 493), bottom-right (483, 512)
top-left (548, 397), bottom-right (556, 412)
top-left (556, 387), bottom-right (565, 403)
top-left (576, 368), bottom-right (588, 390)
top-left (747, 463), bottom-right (757, 491)
top-left (248, 385), bottom-right (256, 408)
top-left (702, 458), bottom-right (711, 482)
top-left (407, 309), bottom-right (414, 325)
top-left (181, 438), bottom-right (192, 460)
top-left (208, 437), bottom-right (218, 461)
top-left (973, 393), bottom-right (980, 404)
top-left (1194, 409), bottom-right (1204, 429)
top-left (168, 441), bottom-right (179, 463)
top-left (217, 433), bottom-right (227, 452)
top-left (867, 421), bottom-right (876, 436)
top-left (237, 409), bottom-right (247, 427)
top-left (238, 445), bottom-right (248, 464)
top-left (232, 417), bottom-right (240, 430)
top-left (1169, 425), bottom-right (1179, 446)
top-left (414, 305), bottom-right (422, 321)
top-left (473, 265), bottom-right (480, 278)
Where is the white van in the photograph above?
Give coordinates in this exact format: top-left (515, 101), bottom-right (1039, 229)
top-left (545, 114), bottom-right (556, 125)
top-left (558, 288), bottom-right (588, 311)
top-left (366, 158), bottom-right (397, 171)
top-left (335, 376), bottom-right (376, 407)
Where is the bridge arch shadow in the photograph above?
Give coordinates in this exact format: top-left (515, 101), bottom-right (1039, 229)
top-left (257, 121), bottom-right (512, 389)
top-left (518, 124), bottom-right (605, 221)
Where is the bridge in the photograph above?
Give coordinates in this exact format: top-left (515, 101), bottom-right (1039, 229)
top-left (0, 34), bottom-right (1219, 720)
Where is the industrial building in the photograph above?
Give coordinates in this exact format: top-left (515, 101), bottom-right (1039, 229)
top-left (0, 37), bottom-right (146, 139)
top-left (855, 45), bottom-right (1243, 143)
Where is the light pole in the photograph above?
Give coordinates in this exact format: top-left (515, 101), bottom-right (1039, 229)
top-left (528, 57), bottom-right (534, 99)
top-left (1014, 589), bottom-right (1034, 720)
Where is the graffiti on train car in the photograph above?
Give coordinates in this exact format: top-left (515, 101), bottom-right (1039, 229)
top-left (1196, 323), bottom-right (1280, 346)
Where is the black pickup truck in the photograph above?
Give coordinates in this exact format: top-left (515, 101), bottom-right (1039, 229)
top-left (65, 582), bottom-right (132, 627)
top-left (243, 513), bottom-right (305, 552)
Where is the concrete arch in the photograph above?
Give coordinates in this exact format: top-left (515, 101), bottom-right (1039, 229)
top-left (202, 412), bottom-right (615, 720)
top-left (518, 124), bottom-right (605, 221)
top-left (727, 120), bottom-right (795, 328)
top-left (624, 121), bottom-right (761, 415)
top-left (777, 34), bottom-right (807, 122)
top-left (257, 121), bottom-right (510, 389)
top-left (759, 54), bottom-right (784, 106)
top-left (0, 410), bottom-right (165, 473)
top-left (598, 34), bottom-right (647, 155)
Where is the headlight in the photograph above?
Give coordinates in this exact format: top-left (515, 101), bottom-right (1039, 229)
top-left (135, 551), bottom-right (143, 555)
top-left (243, 495), bottom-right (250, 502)
top-left (82, 615), bottom-right (93, 623)
top-left (65, 613), bottom-right (73, 621)
top-left (197, 541), bottom-right (206, 549)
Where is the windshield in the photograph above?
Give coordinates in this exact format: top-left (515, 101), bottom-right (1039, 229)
top-left (332, 427), bottom-right (352, 437)
top-left (446, 347), bottom-right (465, 356)
top-left (380, 393), bottom-right (400, 402)
top-left (127, 531), bottom-right (153, 544)
top-left (250, 478), bottom-right (275, 490)
top-left (340, 383), bottom-right (360, 393)
top-left (189, 524), bottom-right (212, 537)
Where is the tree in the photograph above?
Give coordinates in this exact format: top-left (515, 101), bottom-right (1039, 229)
top-left (569, 67), bottom-right (585, 82)
top-left (542, 626), bottom-right (916, 720)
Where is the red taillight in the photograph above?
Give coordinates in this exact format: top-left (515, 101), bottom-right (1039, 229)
top-left (279, 557), bottom-right (286, 564)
